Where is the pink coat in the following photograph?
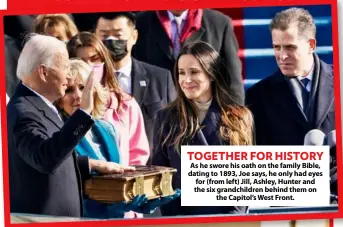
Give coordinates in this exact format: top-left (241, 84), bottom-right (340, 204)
top-left (103, 92), bottom-right (150, 166)
top-left (103, 92), bottom-right (150, 219)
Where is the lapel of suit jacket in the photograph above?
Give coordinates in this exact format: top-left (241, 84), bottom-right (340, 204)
top-left (151, 13), bottom-right (174, 62)
top-left (182, 10), bottom-right (205, 45)
top-left (286, 76), bottom-right (308, 121)
top-left (270, 72), bottom-right (309, 129)
top-left (19, 83), bottom-right (64, 129)
top-left (151, 11), bottom-right (206, 62)
top-left (313, 60), bottom-right (334, 128)
top-left (131, 58), bottom-right (150, 106)
top-left (182, 13), bottom-right (205, 51)
top-left (194, 100), bottom-right (221, 145)
top-left (183, 27), bottom-right (205, 45)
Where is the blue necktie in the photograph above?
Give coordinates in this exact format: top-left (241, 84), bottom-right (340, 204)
top-left (301, 78), bottom-right (310, 90)
top-left (301, 78), bottom-right (310, 112)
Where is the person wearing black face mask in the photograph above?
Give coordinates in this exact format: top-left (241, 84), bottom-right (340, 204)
top-left (103, 38), bottom-right (129, 61)
top-left (94, 12), bottom-right (177, 165)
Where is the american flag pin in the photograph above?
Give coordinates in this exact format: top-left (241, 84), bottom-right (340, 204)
top-left (140, 81), bottom-right (146, 86)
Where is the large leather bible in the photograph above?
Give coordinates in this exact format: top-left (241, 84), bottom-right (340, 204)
top-left (84, 165), bottom-right (177, 203)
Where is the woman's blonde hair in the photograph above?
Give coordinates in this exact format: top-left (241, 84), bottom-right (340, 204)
top-left (65, 58), bottom-right (108, 119)
top-left (33, 14), bottom-right (79, 40)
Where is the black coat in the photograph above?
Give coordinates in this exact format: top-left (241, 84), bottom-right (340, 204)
top-left (245, 56), bottom-right (335, 146)
top-left (152, 101), bottom-right (247, 216)
top-left (5, 35), bottom-right (21, 97)
top-left (7, 83), bottom-right (94, 217)
top-left (133, 9), bottom-right (244, 105)
top-left (130, 58), bottom-right (176, 159)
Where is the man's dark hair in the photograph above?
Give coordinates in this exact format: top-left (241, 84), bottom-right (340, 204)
top-left (96, 12), bottom-right (137, 28)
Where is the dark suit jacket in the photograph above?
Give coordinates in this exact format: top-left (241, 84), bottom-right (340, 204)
top-left (133, 9), bottom-right (244, 105)
top-left (245, 58), bottom-right (335, 146)
top-left (5, 35), bottom-right (21, 97)
top-left (4, 15), bottom-right (36, 38)
top-left (7, 83), bottom-right (94, 217)
top-left (151, 101), bottom-right (247, 216)
top-left (130, 58), bottom-right (176, 158)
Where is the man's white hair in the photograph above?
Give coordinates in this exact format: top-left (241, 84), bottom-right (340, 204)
top-left (16, 33), bottom-right (67, 80)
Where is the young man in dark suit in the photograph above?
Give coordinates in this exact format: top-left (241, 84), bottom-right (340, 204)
top-left (246, 7), bottom-right (335, 146)
top-left (132, 9), bottom-right (244, 105)
top-left (7, 34), bottom-right (134, 217)
top-left (245, 8), bottom-right (337, 201)
top-left (94, 12), bottom-right (176, 158)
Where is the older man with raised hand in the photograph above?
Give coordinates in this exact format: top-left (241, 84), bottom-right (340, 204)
top-left (7, 33), bottom-right (134, 217)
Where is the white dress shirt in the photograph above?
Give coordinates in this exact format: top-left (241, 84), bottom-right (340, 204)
top-left (167, 10), bottom-right (189, 34)
top-left (115, 57), bottom-right (133, 95)
top-left (297, 64), bottom-right (314, 92)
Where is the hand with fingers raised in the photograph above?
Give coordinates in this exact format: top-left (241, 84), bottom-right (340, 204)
top-left (80, 69), bottom-right (96, 115)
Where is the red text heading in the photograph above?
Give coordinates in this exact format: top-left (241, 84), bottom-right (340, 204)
top-left (187, 151), bottom-right (323, 161)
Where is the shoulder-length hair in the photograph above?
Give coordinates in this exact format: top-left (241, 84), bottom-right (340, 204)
top-left (161, 41), bottom-right (254, 148)
top-left (67, 32), bottom-right (123, 111)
